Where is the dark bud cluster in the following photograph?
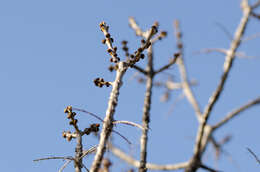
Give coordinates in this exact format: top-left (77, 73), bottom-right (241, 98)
top-left (127, 45), bottom-right (146, 67)
top-left (121, 40), bottom-right (130, 58)
top-left (83, 123), bottom-right (100, 135)
top-left (100, 21), bottom-right (120, 63)
top-left (108, 64), bottom-right (118, 72)
top-left (93, 78), bottom-right (111, 88)
top-left (158, 31), bottom-right (167, 40)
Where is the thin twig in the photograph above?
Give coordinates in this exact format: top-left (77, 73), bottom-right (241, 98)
top-left (212, 96), bottom-right (260, 130)
top-left (113, 120), bottom-right (145, 130)
top-left (33, 156), bottom-right (74, 162)
top-left (73, 108), bottom-right (104, 123)
top-left (247, 147), bottom-right (260, 164)
top-left (73, 107), bottom-right (133, 144)
top-left (252, 0), bottom-right (260, 9)
top-left (82, 164), bottom-right (90, 172)
top-left (59, 160), bottom-right (73, 172)
top-left (129, 17), bottom-right (144, 37)
top-left (112, 130), bottom-right (132, 145)
top-left (80, 145), bottom-right (98, 160)
top-left (132, 65), bottom-right (147, 75)
top-left (154, 56), bottom-right (178, 75)
top-left (194, 48), bottom-right (256, 59)
top-left (215, 22), bottom-right (233, 41)
top-left (199, 163), bottom-right (221, 172)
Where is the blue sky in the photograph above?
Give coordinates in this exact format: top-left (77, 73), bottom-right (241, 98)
top-left (1, 0), bottom-right (260, 172)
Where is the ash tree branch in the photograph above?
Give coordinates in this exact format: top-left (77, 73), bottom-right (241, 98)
top-left (59, 160), bottom-right (73, 172)
top-left (174, 20), bottom-right (203, 122)
top-left (34, 156), bottom-right (74, 162)
top-left (132, 65), bottom-right (147, 75)
top-left (139, 39), bottom-right (154, 172)
top-left (212, 96), bottom-right (260, 130)
top-left (189, 1), bottom-right (253, 171)
top-left (90, 62), bottom-right (128, 172)
top-left (154, 55), bottom-right (179, 75)
top-left (90, 21), bottom-right (157, 172)
top-left (109, 144), bottom-right (189, 170)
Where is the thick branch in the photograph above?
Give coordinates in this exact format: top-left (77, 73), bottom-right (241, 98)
top-left (90, 62), bottom-right (127, 172)
top-left (74, 134), bottom-right (83, 172)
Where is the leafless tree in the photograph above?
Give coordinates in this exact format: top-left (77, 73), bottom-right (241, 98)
top-left (34, 0), bottom-right (260, 172)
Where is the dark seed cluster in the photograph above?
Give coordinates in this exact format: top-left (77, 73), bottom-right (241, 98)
top-left (93, 78), bottom-right (111, 88)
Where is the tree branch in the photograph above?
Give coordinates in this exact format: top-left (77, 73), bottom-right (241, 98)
top-left (174, 20), bottom-right (203, 122)
top-left (247, 147), bottom-right (260, 164)
top-left (212, 96), bottom-right (260, 130)
top-left (90, 62), bottom-right (128, 172)
top-left (190, 1), bottom-right (252, 171)
top-left (109, 144), bottom-right (189, 170)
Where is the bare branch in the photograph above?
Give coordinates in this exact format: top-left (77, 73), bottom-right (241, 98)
top-left (174, 20), bottom-right (203, 122)
top-left (194, 48), bottom-right (257, 59)
top-left (112, 130), bottom-right (132, 145)
top-left (73, 108), bottom-right (104, 123)
top-left (213, 96), bottom-right (260, 130)
top-left (113, 120), bottom-right (145, 130)
top-left (165, 79), bottom-right (197, 90)
top-left (109, 144), bottom-right (189, 170)
top-left (242, 32), bottom-right (260, 42)
top-left (90, 62), bottom-right (128, 172)
top-left (199, 164), bottom-right (221, 172)
top-left (139, 44), bottom-right (153, 172)
top-left (252, 0), bottom-right (260, 9)
top-left (80, 145), bottom-right (98, 160)
top-left (132, 65), bottom-right (147, 75)
top-left (59, 160), bottom-right (73, 172)
top-left (201, 0), bottom-right (251, 122)
top-left (247, 147), bottom-right (260, 164)
top-left (154, 55), bottom-right (179, 75)
top-left (191, 2), bottom-right (252, 171)
top-left (34, 156), bottom-right (74, 162)
top-left (215, 22), bottom-right (233, 41)
top-left (129, 17), bottom-right (144, 37)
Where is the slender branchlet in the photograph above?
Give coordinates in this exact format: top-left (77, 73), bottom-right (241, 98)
top-left (100, 22), bottom-right (120, 63)
top-left (174, 20), bottom-right (203, 122)
top-left (247, 148), bottom-right (260, 164)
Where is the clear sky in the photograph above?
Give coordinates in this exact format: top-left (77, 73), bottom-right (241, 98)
top-left (1, 0), bottom-right (260, 172)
